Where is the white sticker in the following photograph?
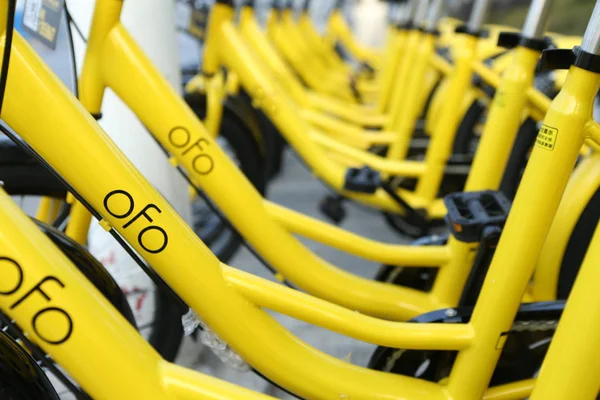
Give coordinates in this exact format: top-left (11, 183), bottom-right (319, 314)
top-left (22, 0), bottom-right (65, 49)
top-left (23, 0), bottom-right (43, 32)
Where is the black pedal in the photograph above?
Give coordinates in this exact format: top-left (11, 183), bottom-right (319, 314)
top-left (319, 195), bottom-right (346, 225)
top-left (344, 166), bottom-right (381, 194)
top-left (444, 191), bottom-right (511, 243)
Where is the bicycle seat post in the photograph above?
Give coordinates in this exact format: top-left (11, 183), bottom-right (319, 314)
top-left (404, 0), bottom-right (419, 25)
top-left (393, 0), bottom-right (413, 26)
top-left (413, 0), bottom-right (430, 28)
top-left (522, 0), bottom-right (554, 40)
top-left (581, 0), bottom-right (600, 55)
top-left (466, 0), bottom-right (491, 33)
top-left (425, 0), bottom-right (444, 32)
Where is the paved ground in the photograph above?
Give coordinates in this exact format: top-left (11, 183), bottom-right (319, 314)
top-left (176, 149), bottom-right (410, 398)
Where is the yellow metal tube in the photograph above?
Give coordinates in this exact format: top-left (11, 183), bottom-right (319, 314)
top-left (387, 33), bottom-right (437, 160)
top-left (377, 28), bottom-right (407, 113)
top-left (161, 362), bottom-right (275, 399)
top-left (305, 94), bottom-right (388, 126)
top-left (527, 85), bottom-right (551, 115)
top-left (310, 130), bottom-right (427, 177)
top-left (219, 22), bottom-right (403, 211)
top-left (203, 72), bottom-right (226, 137)
top-left (4, 29), bottom-right (450, 400)
top-left (264, 201), bottom-right (451, 266)
top-left (465, 47), bottom-right (541, 191)
top-left (483, 380), bottom-right (535, 400)
top-left (64, 200), bottom-right (93, 245)
top-left (239, 10), bottom-right (310, 107)
top-left (224, 266), bottom-right (471, 350)
top-left (531, 152), bottom-right (600, 300)
top-left (34, 196), bottom-right (54, 223)
top-left (0, 190), bottom-right (171, 399)
top-left (202, 3), bottom-right (234, 75)
top-left (447, 66), bottom-right (600, 400)
top-left (471, 60), bottom-right (501, 89)
top-left (298, 13), bottom-right (346, 72)
top-left (301, 109), bottom-right (393, 146)
top-left (384, 29), bottom-right (421, 130)
top-left (430, 53), bottom-right (453, 76)
top-left (531, 225), bottom-right (600, 400)
top-left (100, 20), bottom-right (434, 320)
top-left (328, 10), bottom-right (380, 64)
top-left (414, 34), bottom-right (479, 203)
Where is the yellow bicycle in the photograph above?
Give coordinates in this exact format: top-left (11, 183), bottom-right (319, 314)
top-left (1, 0), bottom-right (600, 398)
top-left (3, 0), bottom-right (596, 324)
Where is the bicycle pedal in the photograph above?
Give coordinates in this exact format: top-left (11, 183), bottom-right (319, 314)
top-left (319, 195), bottom-right (346, 225)
top-left (444, 191), bottom-right (512, 243)
top-left (343, 166), bottom-right (381, 194)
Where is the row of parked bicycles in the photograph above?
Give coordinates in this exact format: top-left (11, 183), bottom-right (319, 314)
top-left (0, 0), bottom-right (599, 398)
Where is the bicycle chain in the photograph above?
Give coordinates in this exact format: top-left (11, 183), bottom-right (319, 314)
top-left (511, 319), bottom-right (558, 332)
top-left (383, 317), bottom-right (559, 373)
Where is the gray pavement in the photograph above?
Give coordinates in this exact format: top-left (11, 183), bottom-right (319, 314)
top-left (176, 149), bottom-right (411, 398)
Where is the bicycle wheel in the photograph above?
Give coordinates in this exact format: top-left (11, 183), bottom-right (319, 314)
top-left (0, 138), bottom-right (184, 362)
top-left (556, 187), bottom-right (600, 299)
top-left (0, 330), bottom-right (60, 400)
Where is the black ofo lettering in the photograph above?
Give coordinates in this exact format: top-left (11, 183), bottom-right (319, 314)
top-left (0, 257), bottom-right (73, 345)
top-left (10, 276), bottom-right (65, 310)
top-left (103, 190), bottom-right (169, 253)
top-left (123, 204), bottom-right (162, 229)
top-left (0, 257), bottom-right (24, 296)
top-left (32, 307), bottom-right (73, 345)
top-left (192, 154), bottom-right (214, 175)
top-left (104, 190), bottom-right (135, 219)
top-left (138, 226), bottom-right (169, 254)
top-left (182, 137), bottom-right (209, 156)
top-left (169, 127), bottom-right (191, 148)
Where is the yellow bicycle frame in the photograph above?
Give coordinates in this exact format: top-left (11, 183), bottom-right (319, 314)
top-left (43, 0), bottom-right (588, 320)
top-left (326, 7), bottom-right (380, 65)
top-left (238, 6), bottom-right (388, 130)
top-left (206, 3), bottom-right (545, 217)
top-left (268, 8), bottom-right (357, 102)
top-left (297, 8), bottom-right (353, 75)
top-left (33, 0), bottom-right (590, 329)
top-left (531, 227), bottom-right (600, 400)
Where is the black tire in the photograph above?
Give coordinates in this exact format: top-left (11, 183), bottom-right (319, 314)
top-left (0, 139), bottom-right (184, 362)
top-left (374, 235), bottom-right (446, 289)
top-left (499, 118), bottom-right (539, 199)
top-left (0, 330), bottom-right (60, 400)
top-left (368, 303), bottom-right (562, 388)
top-left (556, 187), bottom-right (600, 299)
top-left (453, 100), bottom-right (485, 155)
top-left (238, 89), bottom-right (287, 180)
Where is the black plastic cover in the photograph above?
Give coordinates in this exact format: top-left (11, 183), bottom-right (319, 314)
top-left (344, 166), bottom-right (381, 193)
